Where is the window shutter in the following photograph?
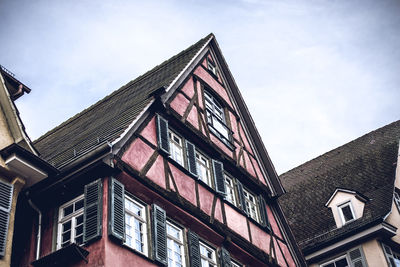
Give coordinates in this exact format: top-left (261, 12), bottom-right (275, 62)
top-left (185, 140), bottom-right (198, 177)
top-left (152, 204), bottom-right (167, 265)
top-left (258, 195), bottom-right (269, 228)
top-left (212, 160), bottom-right (226, 195)
top-left (187, 230), bottom-right (201, 267)
top-left (156, 115), bottom-right (170, 154)
top-left (109, 177), bottom-right (125, 242)
top-left (0, 181), bottom-right (13, 257)
top-left (236, 181), bottom-right (247, 214)
top-left (219, 247), bottom-right (232, 267)
top-left (83, 179), bottom-right (103, 243)
top-left (348, 247), bottom-right (366, 267)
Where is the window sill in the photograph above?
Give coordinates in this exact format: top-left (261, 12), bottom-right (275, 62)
top-left (121, 243), bottom-right (155, 264)
top-left (31, 243), bottom-right (89, 267)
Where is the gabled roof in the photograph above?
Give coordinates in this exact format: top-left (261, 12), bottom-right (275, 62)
top-left (33, 34), bottom-right (212, 168)
top-left (324, 188), bottom-right (369, 207)
top-left (279, 120), bottom-right (400, 252)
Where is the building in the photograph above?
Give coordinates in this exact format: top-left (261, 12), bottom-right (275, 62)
top-left (12, 34), bottom-right (305, 266)
top-left (0, 66), bottom-right (56, 266)
top-left (279, 121), bottom-right (400, 266)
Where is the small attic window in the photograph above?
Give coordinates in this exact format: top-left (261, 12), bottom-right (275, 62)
top-left (207, 59), bottom-right (218, 76)
top-left (338, 201), bottom-right (355, 225)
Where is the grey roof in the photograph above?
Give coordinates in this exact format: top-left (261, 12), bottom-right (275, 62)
top-left (34, 34), bottom-right (212, 168)
top-left (279, 120), bottom-right (400, 252)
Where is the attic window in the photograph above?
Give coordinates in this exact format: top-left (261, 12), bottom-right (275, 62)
top-left (338, 202), bottom-right (355, 225)
top-left (207, 59), bottom-right (218, 76)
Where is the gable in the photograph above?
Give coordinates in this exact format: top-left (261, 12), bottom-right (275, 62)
top-left (167, 47), bottom-right (273, 194)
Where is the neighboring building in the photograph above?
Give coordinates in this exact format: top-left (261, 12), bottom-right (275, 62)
top-left (279, 121), bottom-right (400, 267)
top-left (0, 66), bottom-right (56, 266)
top-left (12, 34), bottom-right (305, 266)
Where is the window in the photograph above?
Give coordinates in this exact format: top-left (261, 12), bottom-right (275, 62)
top-left (320, 247), bottom-right (366, 267)
top-left (207, 60), bottom-right (218, 76)
top-left (125, 195), bottom-right (148, 255)
top-left (383, 243), bottom-right (400, 267)
top-left (167, 221), bottom-right (186, 267)
top-left (204, 90), bottom-right (230, 141)
top-left (200, 241), bottom-right (217, 267)
top-left (394, 191), bottom-right (400, 213)
top-left (169, 130), bottom-right (184, 166)
top-left (243, 188), bottom-right (259, 222)
top-left (321, 255), bottom-right (348, 267)
top-left (196, 151), bottom-right (212, 187)
top-left (57, 195), bottom-right (84, 249)
top-left (338, 202), bottom-right (355, 225)
top-left (224, 175), bottom-right (237, 206)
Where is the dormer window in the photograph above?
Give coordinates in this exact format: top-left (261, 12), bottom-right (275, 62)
top-left (325, 188), bottom-right (368, 228)
top-left (204, 90), bottom-right (230, 142)
top-left (338, 201), bottom-right (355, 225)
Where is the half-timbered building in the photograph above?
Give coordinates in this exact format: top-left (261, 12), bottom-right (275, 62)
top-left (13, 34), bottom-right (305, 267)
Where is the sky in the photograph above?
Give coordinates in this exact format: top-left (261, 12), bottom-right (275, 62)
top-left (1, 0), bottom-right (399, 174)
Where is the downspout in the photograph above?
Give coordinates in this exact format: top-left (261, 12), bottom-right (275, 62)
top-left (28, 197), bottom-right (42, 260)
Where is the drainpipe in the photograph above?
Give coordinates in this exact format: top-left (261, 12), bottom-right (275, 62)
top-left (28, 198), bottom-right (42, 260)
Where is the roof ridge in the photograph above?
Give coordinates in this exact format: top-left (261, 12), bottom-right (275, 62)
top-left (34, 33), bottom-right (213, 144)
top-left (280, 119), bottom-right (400, 177)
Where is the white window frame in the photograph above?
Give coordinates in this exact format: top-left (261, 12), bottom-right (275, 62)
top-left (57, 195), bottom-right (84, 249)
top-left (196, 150), bottom-right (213, 188)
top-left (200, 241), bottom-right (217, 267)
top-left (224, 174), bottom-right (237, 207)
top-left (338, 201), bottom-right (356, 225)
top-left (243, 188), bottom-right (259, 222)
top-left (232, 260), bottom-right (243, 267)
top-left (168, 129), bottom-right (184, 166)
top-left (320, 254), bottom-right (348, 267)
top-left (124, 195), bottom-right (148, 256)
top-left (204, 90), bottom-right (230, 141)
top-left (382, 243), bottom-right (400, 267)
top-left (167, 221), bottom-right (186, 267)
top-left (207, 59), bottom-right (218, 76)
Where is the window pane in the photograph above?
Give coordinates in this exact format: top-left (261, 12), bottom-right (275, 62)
top-left (75, 199), bottom-right (84, 211)
top-left (335, 257), bottom-right (349, 267)
top-left (341, 205), bottom-right (354, 222)
top-left (167, 222), bottom-right (184, 267)
top-left (63, 205), bottom-right (73, 217)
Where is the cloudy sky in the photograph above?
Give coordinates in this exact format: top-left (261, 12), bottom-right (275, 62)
top-left (1, 0), bottom-right (399, 174)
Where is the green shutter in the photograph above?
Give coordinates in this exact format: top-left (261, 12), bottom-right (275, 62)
top-left (156, 115), bottom-right (170, 154)
top-left (187, 230), bottom-right (201, 267)
top-left (258, 195), bottom-right (269, 228)
top-left (109, 177), bottom-right (125, 242)
top-left (83, 179), bottom-right (103, 243)
top-left (212, 160), bottom-right (226, 195)
top-left (185, 140), bottom-right (198, 177)
top-left (0, 181), bottom-right (13, 257)
top-left (219, 247), bottom-right (232, 267)
top-left (152, 204), bottom-right (167, 265)
top-left (236, 181), bottom-right (247, 215)
top-left (348, 247), bottom-right (366, 267)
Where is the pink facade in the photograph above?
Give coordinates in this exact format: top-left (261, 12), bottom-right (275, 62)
top-left (19, 47), bottom-right (300, 267)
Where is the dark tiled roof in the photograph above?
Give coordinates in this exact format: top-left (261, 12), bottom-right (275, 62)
top-left (279, 120), bottom-right (400, 252)
top-left (34, 34), bottom-right (212, 168)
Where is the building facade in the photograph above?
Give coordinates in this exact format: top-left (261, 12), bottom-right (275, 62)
top-left (279, 121), bottom-right (400, 267)
top-left (0, 66), bottom-right (55, 267)
top-left (12, 34), bottom-right (305, 266)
